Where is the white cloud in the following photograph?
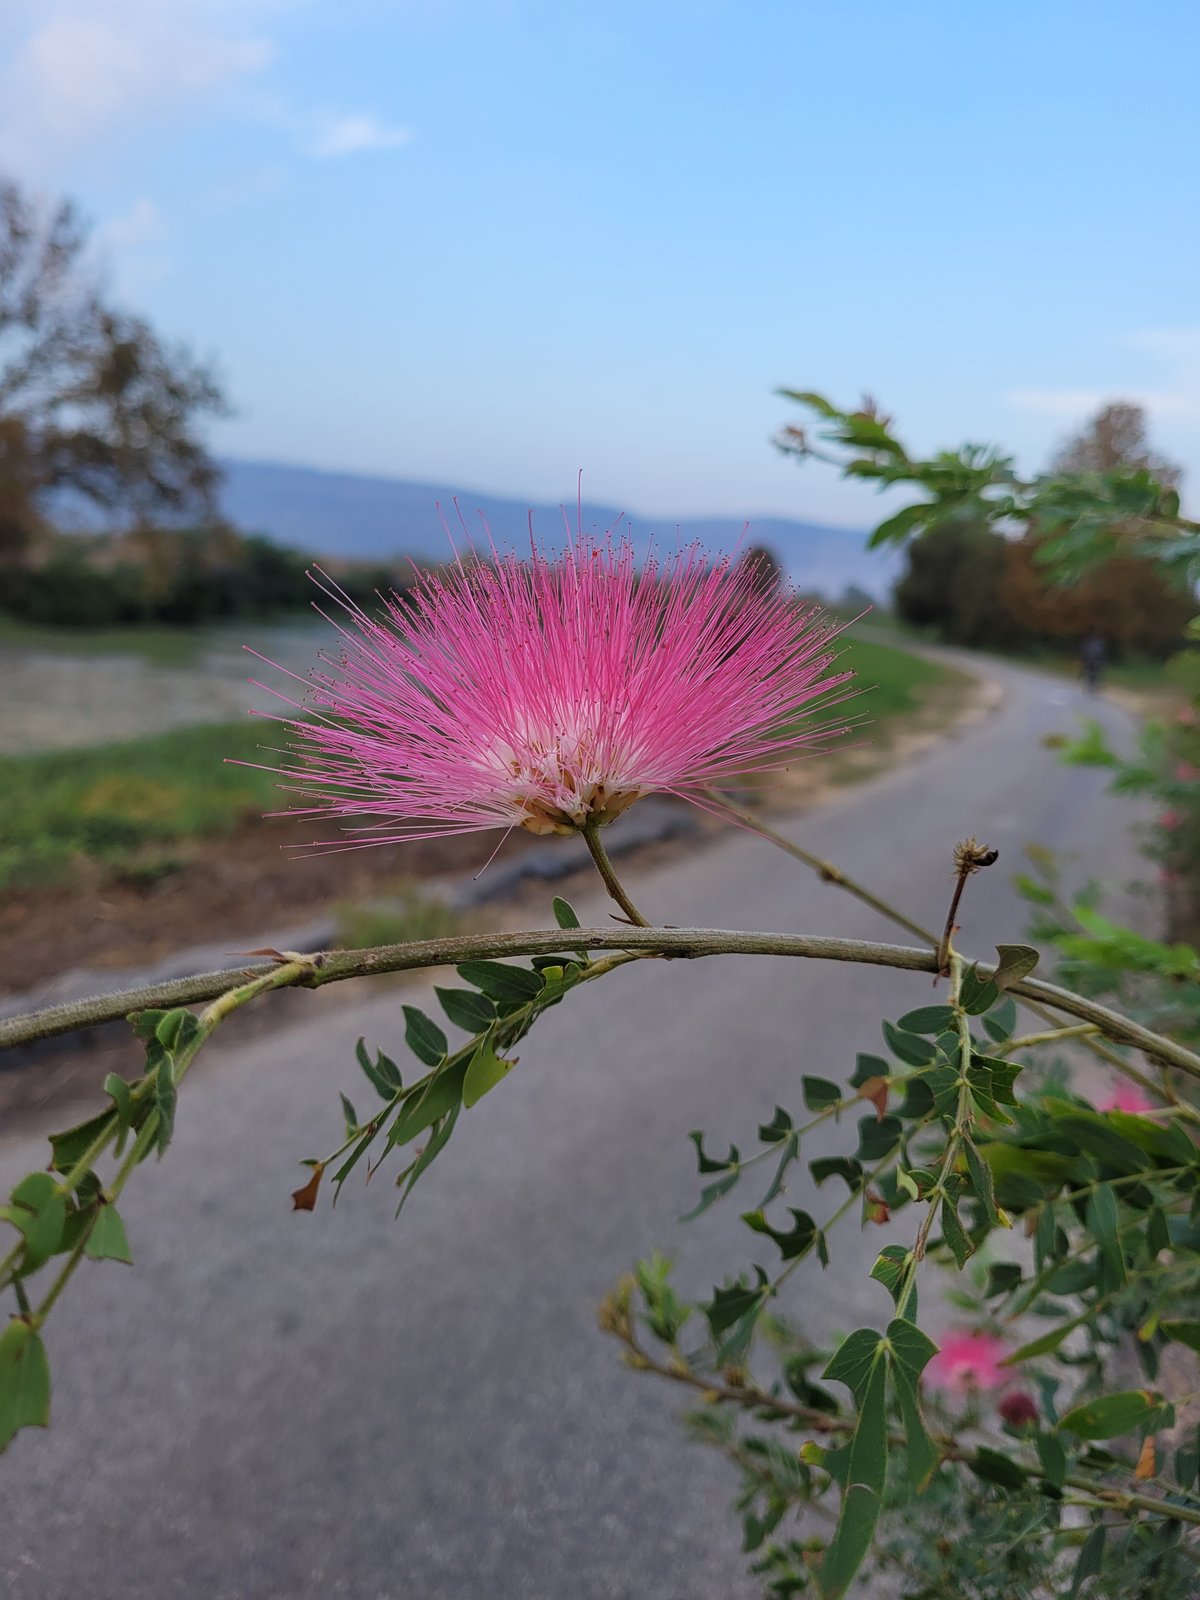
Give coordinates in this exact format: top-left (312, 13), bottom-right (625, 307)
top-left (93, 195), bottom-right (164, 255)
top-left (1007, 328), bottom-right (1200, 424)
top-left (0, 1), bottom-right (274, 169)
top-left (309, 111), bottom-right (413, 158)
top-left (0, 4), bottom-right (414, 175)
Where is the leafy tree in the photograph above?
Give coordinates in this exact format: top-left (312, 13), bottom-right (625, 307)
top-left (0, 176), bottom-right (227, 561)
top-left (883, 400), bottom-right (1190, 657)
top-left (1003, 537), bottom-right (1192, 657)
top-left (1050, 399), bottom-right (1181, 485)
top-left (894, 518), bottom-right (1029, 651)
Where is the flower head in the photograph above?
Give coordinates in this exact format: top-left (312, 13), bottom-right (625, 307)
top-left (1096, 1081), bottom-right (1153, 1114)
top-left (925, 1330), bottom-right (1009, 1393)
top-left (257, 533), bottom-right (856, 849)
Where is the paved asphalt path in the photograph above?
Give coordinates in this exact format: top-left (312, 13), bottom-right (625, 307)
top-left (0, 661), bottom-right (1149, 1600)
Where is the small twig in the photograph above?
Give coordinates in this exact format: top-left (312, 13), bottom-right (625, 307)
top-left (936, 837), bottom-right (999, 976)
top-left (582, 821), bottom-right (649, 926)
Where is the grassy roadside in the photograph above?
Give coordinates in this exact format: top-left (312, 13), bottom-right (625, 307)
top-left (853, 614), bottom-right (1191, 704)
top-left (0, 721), bottom-right (275, 890)
top-left (0, 635), bottom-right (968, 894)
top-left (0, 615), bottom-right (218, 668)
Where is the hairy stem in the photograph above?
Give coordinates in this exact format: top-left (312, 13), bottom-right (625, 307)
top-left (5, 927), bottom-right (1200, 1080)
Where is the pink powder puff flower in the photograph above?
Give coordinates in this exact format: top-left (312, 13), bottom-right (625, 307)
top-left (925, 1330), bottom-right (1010, 1393)
top-left (1096, 1081), bottom-right (1153, 1114)
top-left (1161, 810), bottom-right (1184, 831)
top-left (254, 533), bottom-right (857, 850)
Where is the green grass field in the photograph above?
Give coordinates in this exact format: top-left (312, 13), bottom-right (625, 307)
top-left (0, 615), bottom-right (213, 668)
top-left (0, 720), bottom-right (277, 890)
top-left (0, 634), bottom-right (961, 891)
top-left (835, 634), bottom-right (957, 725)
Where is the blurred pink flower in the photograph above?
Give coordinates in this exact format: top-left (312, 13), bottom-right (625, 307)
top-left (256, 534), bottom-right (856, 848)
top-left (1096, 1082), bottom-right (1153, 1114)
top-left (1159, 868), bottom-right (1183, 888)
top-left (1177, 708), bottom-right (1198, 728)
top-left (1176, 762), bottom-right (1200, 782)
top-left (926, 1330), bottom-right (1009, 1393)
top-left (1161, 810), bottom-right (1184, 831)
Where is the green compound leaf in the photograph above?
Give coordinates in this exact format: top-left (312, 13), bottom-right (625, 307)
top-left (891, 1362), bottom-right (939, 1491)
top-left (986, 1261), bottom-right (1022, 1298)
top-left (386, 1060), bottom-right (468, 1149)
top-left (435, 986), bottom-right (497, 1033)
top-left (757, 1105), bottom-right (794, 1143)
top-left (103, 1074), bottom-right (135, 1130)
top-left (150, 1051), bottom-right (177, 1159)
top-left (1069, 1525), bottom-right (1106, 1600)
top-left (48, 1108), bottom-right (118, 1176)
top-left (456, 960), bottom-right (544, 1003)
top-left (887, 1318), bottom-right (939, 1377)
top-left (84, 1204), bottom-right (132, 1264)
top-left (154, 1007), bottom-right (201, 1053)
top-left (1086, 1184), bottom-right (1126, 1291)
top-left (982, 996), bottom-right (1018, 1041)
top-left (819, 1335), bottom-right (889, 1599)
top-left (963, 1137), bottom-right (1002, 1225)
top-left (851, 1052), bottom-right (889, 1088)
top-left (993, 943), bottom-right (1039, 991)
top-left (1060, 1390), bottom-right (1157, 1441)
top-left (0, 1320), bottom-right (51, 1453)
top-left (802, 1076), bottom-right (843, 1111)
top-left (758, 1132), bottom-right (801, 1208)
top-left (395, 1104), bottom-right (461, 1217)
top-left (355, 1038), bottom-right (403, 1100)
top-left (959, 964), bottom-right (1000, 1015)
top-left (462, 1042), bottom-right (514, 1109)
top-left (402, 1005), bottom-right (448, 1068)
top-left (1004, 1312), bottom-right (1089, 1366)
top-left (688, 1130), bottom-right (740, 1174)
top-left (1162, 1320), bottom-right (1200, 1354)
top-left (824, 1327), bottom-right (887, 1406)
top-left (705, 1269), bottom-right (769, 1339)
top-left (968, 1446), bottom-right (1027, 1490)
top-left (551, 895), bottom-right (581, 929)
top-left (897, 1004), bottom-right (957, 1035)
top-left (810, 1155), bottom-right (864, 1193)
top-left (1036, 1431), bottom-right (1067, 1489)
top-left (7, 1172), bottom-right (67, 1273)
top-left (882, 1020), bottom-right (937, 1066)
top-left (854, 1114), bottom-right (903, 1163)
top-left (939, 1195), bottom-right (975, 1268)
top-left (741, 1208), bottom-right (818, 1262)
top-left (681, 1172), bottom-right (741, 1222)
top-left (870, 1245), bottom-right (911, 1308)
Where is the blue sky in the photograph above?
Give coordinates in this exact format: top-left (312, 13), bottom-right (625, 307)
top-left (2, 0), bottom-right (1198, 528)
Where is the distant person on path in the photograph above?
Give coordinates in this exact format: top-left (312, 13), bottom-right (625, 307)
top-left (1080, 629), bottom-right (1107, 694)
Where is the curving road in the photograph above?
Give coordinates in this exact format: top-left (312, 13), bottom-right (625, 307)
top-left (0, 659), bottom-right (1149, 1599)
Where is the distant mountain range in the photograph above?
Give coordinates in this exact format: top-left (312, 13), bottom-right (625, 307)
top-left (217, 458), bottom-right (902, 601)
